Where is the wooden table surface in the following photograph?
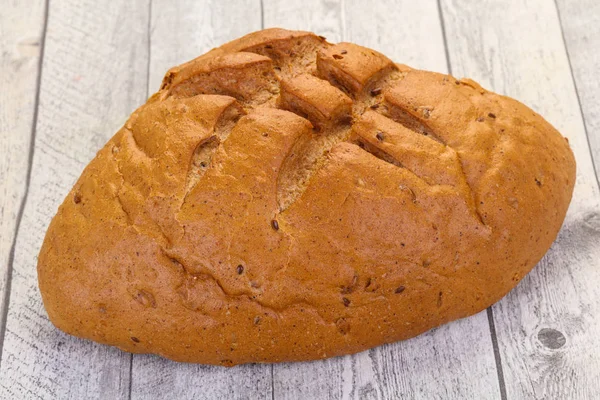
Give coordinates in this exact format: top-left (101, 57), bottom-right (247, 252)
top-left (1, 0), bottom-right (599, 398)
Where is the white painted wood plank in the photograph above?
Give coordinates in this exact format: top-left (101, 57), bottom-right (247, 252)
top-left (0, 0), bottom-right (46, 348)
top-left (556, 0), bottom-right (600, 181)
top-left (262, 0), bottom-right (345, 43)
top-left (343, 0), bottom-right (447, 72)
top-left (147, 0), bottom-right (265, 91)
top-left (0, 1), bottom-right (150, 398)
top-left (268, 1), bottom-right (501, 399)
top-left (130, 1), bottom-right (270, 399)
top-left (441, 1), bottom-right (600, 398)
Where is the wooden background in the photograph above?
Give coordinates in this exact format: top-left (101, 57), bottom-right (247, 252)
top-left (1, 0), bottom-right (599, 398)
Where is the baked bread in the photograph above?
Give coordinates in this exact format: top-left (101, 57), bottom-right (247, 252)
top-left (38, 28), bottom-right (576, 366)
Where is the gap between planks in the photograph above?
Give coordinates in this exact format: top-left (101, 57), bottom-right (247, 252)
top-left (436, 2), bottom-right (507, 398)
top-left (0, 0), bottom-right (50, 370)
top-left (127, 0), bottom-right (155, 398)
top-left (553, 0), bottom-right (600, 190)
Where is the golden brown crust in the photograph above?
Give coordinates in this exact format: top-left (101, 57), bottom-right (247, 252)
top-left (38, 28), bottom-right (576, 366)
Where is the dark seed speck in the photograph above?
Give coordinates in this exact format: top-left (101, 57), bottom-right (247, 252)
top-left (376, 131), bottom-right (385, 141)
top-left (488, 112), bottom-right (496, 118)
top-left (271, 219), bottom-right (279, 230)
top-left (131, 337), bottom-right (140, 343)
top-left (370, 87), bottom-right (382, 96)
top-left (342, 297), bottom-right (351, 307)
top-left (236, 265), bottom-right (244, 274)
top-left (395, 286), bottom-right (406, 294)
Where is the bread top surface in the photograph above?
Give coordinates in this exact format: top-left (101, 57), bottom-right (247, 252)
top-left (38, 28), bottom-right (576, 366)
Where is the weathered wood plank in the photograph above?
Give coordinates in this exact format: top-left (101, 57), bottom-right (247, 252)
top-left (441, 0), bottom-right (600, 398)
top-left (0, 1), bottom-right (150, 398)
top-left (556, 0), bottom-right (600, 181)
top-left (343, 0), bottom-right (447, 72)
top-left (0, 0), bottom-right (46, 350)
top-left (146, 0), bottom-right (264, 91)
top-left (130, 1), bottom-right (270, 399)
top-left (262, 0), bottom-right (345, 42)
top-left (269, 1), bottom-right (501, 399)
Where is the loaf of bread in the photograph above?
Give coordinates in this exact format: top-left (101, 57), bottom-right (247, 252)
top-left (38, 28), bottom-right (575, 366)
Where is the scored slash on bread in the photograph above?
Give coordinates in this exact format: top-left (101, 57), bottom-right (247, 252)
top-left (38, 28), bottom-right (575, 366)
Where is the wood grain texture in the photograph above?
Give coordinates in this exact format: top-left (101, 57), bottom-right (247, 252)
top-left (0, 0), bottom-right (46, 347)
top-left (441, 0), bottom-right (600, 398)
top-left (268, 1), bottom-right (500, 399)
top-left (130, 1), bottom-right (269, 399)
top-left (0, 1), bottom-right (150, 398)
top-left (556, 0), bottom-right (600, 182)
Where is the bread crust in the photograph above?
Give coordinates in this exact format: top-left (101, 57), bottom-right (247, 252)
top-left (38, 28), bottom-right (576, 366)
